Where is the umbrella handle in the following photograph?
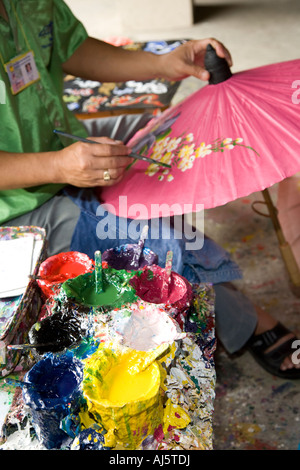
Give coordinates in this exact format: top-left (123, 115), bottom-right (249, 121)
top-left (204, 44), bottom-right (232, 85)
top-left (256, 189), bottom-right (300, 291)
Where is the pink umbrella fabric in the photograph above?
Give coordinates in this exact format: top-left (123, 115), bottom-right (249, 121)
top-left (99, 49), bottom-right (300, 219)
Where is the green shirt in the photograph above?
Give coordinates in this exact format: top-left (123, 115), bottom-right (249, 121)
top-left (0, 0), bottom-right (89, 224)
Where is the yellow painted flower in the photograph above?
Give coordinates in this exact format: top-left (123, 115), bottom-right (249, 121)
top-left (161, 151), bottom-right (173, 165)
top-left (186, 133), bottom-right (194, 142)
top-left (145, 163), bottom-right (160, 176)
top-left (165, 137), bottom-right (182, 153)
top-left (222, 137), bottom-right (234, 149)
top-left (177, 144), bottom-right (195, 171)
top-left (152, 139), bottom-right (167, 155)
top-left (222, 137), bottom-right (233, 144)
top-left (195, 142), bottom-right (212, 158)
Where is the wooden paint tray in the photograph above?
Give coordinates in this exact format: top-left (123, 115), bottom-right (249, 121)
top-left (0, 226), bottom-right (47, 378)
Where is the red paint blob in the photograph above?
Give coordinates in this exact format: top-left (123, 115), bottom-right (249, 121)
top-left (130, 265), bottom-right (193, 312)
top-left (51, 261), bottom-right (87, 276)
top-left (37, 251), bottom-right (94, 298)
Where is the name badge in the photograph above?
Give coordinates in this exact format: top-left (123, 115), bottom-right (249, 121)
top-left (4, 50), bottom-right (40, 95)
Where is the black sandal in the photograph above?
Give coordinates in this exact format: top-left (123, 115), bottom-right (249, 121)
top-left (247, 322), bottom-right (300, 379)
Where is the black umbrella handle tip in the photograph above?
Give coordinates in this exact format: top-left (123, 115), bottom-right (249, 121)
top-left (204, 44), bottom-right (232, 84)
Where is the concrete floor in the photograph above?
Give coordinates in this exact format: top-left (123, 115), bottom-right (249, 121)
top-left (65, 0), bottom-right (300, 450)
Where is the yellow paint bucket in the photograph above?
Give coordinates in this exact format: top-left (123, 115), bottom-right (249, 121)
top-left (82, 342), bottom-right (167, 449)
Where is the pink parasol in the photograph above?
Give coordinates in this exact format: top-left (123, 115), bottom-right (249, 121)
top-left (99, 46), bottom-right (300, 288)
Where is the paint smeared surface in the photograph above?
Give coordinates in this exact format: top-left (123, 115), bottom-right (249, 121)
top-left (1, 269), bottom-right (216, 450)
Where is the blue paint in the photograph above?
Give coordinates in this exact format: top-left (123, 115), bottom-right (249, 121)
top-left (22, 352), bottom-right (83, 449)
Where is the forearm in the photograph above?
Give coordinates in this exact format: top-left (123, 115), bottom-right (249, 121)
top-left (0, 139), bottom-right (134, 191)
top-left (62, 37), bottom-right (232, 84)
top-left (62, 37), bottom-right (163, 82)
top-left (0, 150), bottom-right (59, 190)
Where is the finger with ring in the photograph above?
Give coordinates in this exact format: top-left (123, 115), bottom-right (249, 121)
top-left (103, 170), bottom-right (111, 181)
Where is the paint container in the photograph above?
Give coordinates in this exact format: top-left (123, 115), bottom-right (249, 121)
top-left (37, 251), bottom-right (94, 299)
top-left (102, 225), bottom-right (157, 271)
top-left (61, 267), bottom-right (137, 312)
top-left (102, 244), bottom-right (158, 271)
top-left (130, 265), bottom-right (193, 313)
top-left (22, 352), bottom-right (83, 449)
top-left (28, 305), bottom-right (89, 355)
top-left (108, 300), bottom-right (185, 351)
top-left (82, 343), bottom-right (164, 449)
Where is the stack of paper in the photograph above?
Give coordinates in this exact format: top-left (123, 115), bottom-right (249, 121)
top-left (0, 237), bottom-right (43, 298)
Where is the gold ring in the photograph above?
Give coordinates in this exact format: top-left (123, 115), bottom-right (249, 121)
top-left (103, 170), bottom-right (111, 181)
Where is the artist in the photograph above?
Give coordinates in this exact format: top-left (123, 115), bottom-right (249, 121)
top-left (0, 0), bottom-right (299, 379)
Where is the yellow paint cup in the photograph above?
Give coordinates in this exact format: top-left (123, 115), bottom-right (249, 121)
top-left (82, 343), bottom-right (166, 449)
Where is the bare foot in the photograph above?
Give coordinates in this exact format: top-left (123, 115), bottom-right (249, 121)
top-left (254, 305), bottom-right (300, 371)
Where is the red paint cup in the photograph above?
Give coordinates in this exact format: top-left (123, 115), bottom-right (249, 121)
top-left (37, 251), bottom-right (94, 299)
top-left (130, 265), bottom-right (193, 312)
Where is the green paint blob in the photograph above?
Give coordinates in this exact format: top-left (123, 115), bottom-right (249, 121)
top-left (80, 283), bottom-right (119, 307)
top-left (61, 267), bottom-right (139, 311)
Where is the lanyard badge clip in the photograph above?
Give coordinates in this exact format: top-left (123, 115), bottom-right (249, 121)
top-left (4, 50), bottom-right (40, 95)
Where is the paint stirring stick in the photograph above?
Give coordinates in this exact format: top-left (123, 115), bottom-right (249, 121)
top-left (94, 250), bottom-right (103, 293)
top-left (161, 251), bottom-right (173, 300)
top-left (128, 343), bottom-right (169, 375)
top-left (4, 377), bottom-right (47, 391)
top-left (53, 129), bottom-right (171, 168)
top-left (131, 224), bottom-right (149, 269)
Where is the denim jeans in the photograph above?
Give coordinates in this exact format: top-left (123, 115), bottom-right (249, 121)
top-left (66, 186), bottom-right (242, 285)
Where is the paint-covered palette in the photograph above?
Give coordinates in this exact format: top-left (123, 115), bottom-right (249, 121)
top-left (0, 246), bottom-right (216, 451)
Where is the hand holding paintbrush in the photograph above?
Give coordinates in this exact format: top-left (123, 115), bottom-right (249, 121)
top-left (53, 130), bottom-right (171, 169)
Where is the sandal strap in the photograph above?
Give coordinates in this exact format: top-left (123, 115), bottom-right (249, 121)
top-left (248, 322), bottom-right (291, 354)
top-left (264, 337), bottom-right (296, 366)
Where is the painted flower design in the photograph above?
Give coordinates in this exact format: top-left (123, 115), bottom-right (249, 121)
top-left (132, 111), bottom-right (258, 182)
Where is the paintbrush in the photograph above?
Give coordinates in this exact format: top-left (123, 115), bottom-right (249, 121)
top-left (28, 274), bottom-right (43, 280)
top-left (7, 343), bottom-right (55, 350)
top-left (53, 129), bottom-right (171, 168)
top-left (4, 377), bottom-right (48, 391)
